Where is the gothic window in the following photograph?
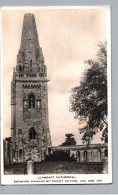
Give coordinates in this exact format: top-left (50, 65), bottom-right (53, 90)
top-left (19, 65), bottom-right (22, 71)
top-left (28, 94), bottom-right (35, 108)
top-left (19, 149), bottom-right (22, 159)
top-left (83, 150), bottom-right (87, 162)
top-left (30, 60), bottom-right (32, 67)
top-left (97, 149), bottom-right (101, 162)
top-left (29, 127), bottom-right (36, 140)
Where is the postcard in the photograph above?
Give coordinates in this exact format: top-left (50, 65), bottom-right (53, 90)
top-left (1, 6), bottom-right (112, 185)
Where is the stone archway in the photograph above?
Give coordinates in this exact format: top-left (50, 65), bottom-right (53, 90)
top-left (77, 151), bottom-right (80, 162)
top-left (29, 127), bottom-right (37, 140)
top-left (83, 150), bottom-right (87, 162)
top-left (97, 149), bottom-right (101, 162)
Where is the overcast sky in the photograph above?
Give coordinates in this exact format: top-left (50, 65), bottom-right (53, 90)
top-left (2, 7), bottom-right (109, 146)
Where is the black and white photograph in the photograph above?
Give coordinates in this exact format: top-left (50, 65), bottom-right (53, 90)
top-left (1, 6), bottom-right (111, 185)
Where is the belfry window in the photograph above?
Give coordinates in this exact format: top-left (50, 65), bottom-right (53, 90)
top-left (28, 94), bottom-right (35, 108)
top-left (19, 65), bottom-right (22, 71)
top-left (29, 127), bottom-right (36, 140)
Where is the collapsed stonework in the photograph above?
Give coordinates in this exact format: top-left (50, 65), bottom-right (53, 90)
top-left (10, 13), bottom-right (52, 163)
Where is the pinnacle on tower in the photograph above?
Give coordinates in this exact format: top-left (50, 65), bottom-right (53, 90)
top-left (16, 13), bottom-right (45, 75)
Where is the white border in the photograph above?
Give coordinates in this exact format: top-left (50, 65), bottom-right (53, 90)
top-left (1, 6), bottom-right (112, 185)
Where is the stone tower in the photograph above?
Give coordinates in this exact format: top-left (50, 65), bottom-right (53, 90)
top-left (11, 13), bottom-right (52, 163)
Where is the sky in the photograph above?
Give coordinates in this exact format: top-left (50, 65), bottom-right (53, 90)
top-left (2, 7), bottom-right (109, 146)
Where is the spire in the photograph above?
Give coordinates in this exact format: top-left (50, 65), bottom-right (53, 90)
top-left (20, 13), bottom-right (39, 52)
top-left (16, 13), bottom-right (45, 74)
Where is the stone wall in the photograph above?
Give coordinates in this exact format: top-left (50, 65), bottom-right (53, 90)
top-left (53, 143), bottom-right (108, 163)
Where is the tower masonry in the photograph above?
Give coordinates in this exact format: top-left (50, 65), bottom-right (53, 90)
top-left (11, 13), bottom-right (52, 163)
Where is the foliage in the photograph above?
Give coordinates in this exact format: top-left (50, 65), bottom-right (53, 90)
top-left (61, 133), bottom-right (76, 146)
top-left (69, 41), bottom-right (107, 144)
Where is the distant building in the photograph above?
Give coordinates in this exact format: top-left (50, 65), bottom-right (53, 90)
top-left (53, 143), bottom-right (108, 162)
top-left (10, 13), bottom-right (52, 163)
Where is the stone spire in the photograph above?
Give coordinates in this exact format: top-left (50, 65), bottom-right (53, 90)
top-left (11, 13), bottom-right (52, 164)
top-left (16, 13), bottom-right (45, 74)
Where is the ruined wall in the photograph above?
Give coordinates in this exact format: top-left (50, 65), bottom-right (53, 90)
top-left (53, 144), bottom-right (108, 163)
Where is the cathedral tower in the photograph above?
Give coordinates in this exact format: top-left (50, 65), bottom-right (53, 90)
top-left (11, 13), bottom-right (52, 163)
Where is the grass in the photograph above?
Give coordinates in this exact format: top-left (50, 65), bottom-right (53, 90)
top-left (4, 161), bottom-right (103, 175)
top-left (35, 161), bottom-right (103, 174)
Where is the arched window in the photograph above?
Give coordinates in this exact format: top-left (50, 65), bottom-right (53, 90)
top-left (19, 149), bottom-right (22, 159)
top-left (77, 151), bottom-right (80, 162)
top-left (83, 150), bottom-right (87, 162)
top-left (97, 149), bottom-right (101, 162)
top-left (29, 127), bottom-right (36, 140)
top-left (28, 94), bottom-right (35, 108)
top-left (19, 65), bottom-right (22, 71)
